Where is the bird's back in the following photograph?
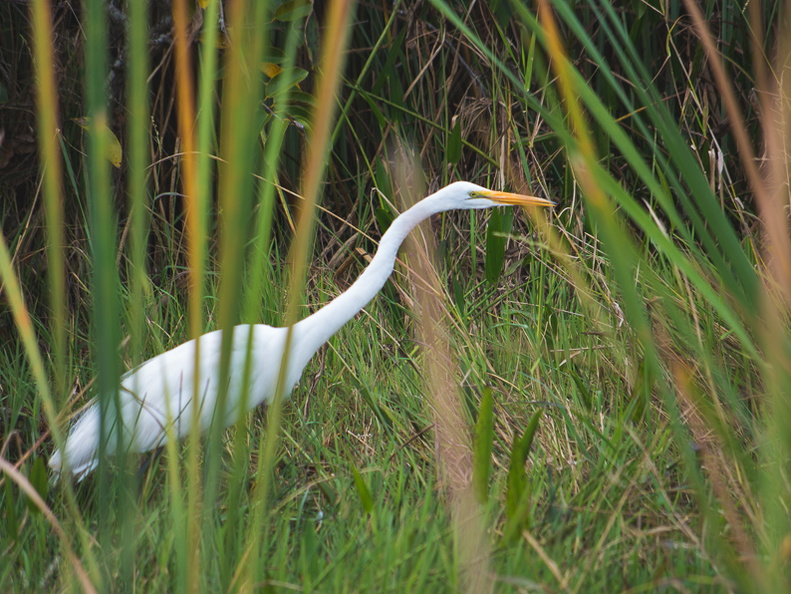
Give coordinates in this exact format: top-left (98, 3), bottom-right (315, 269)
top-left (49, 324), bottom-right (294, 479)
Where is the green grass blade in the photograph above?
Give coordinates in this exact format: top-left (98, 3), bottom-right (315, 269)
top-left (472, 387), bottom-right (494, 504)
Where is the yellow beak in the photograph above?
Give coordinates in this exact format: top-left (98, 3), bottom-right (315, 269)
top-left (480, 190), bottom-right (555, 207)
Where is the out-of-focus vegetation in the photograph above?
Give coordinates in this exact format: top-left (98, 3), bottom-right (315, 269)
top-left (1, 0), bottom-right (789, 591)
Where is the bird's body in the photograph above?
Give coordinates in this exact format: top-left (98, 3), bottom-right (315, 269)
top-left (49, 182), bottom-right (553, 479)
top-left (50, 325), bottom-right (295, 477)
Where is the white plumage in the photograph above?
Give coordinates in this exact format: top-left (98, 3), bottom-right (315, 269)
top-left (49, 182), bottom-right (553, 479)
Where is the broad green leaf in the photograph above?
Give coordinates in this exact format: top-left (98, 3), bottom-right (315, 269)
top-left (26, 457), bottom-right (48, 514)
top-left (74, 116), bottom-right (122, 168)
top-left (502, 410), bottom-right (543, 543)
top-left (274, 0), bottom-right (312, 22)
top-left (261, 62), bottom-right (284, 78)
top-left (472, 388), bottom-right (494, 503)
top-left (447, 119), bottom-right (462, 165)
top-left (352, 466), bottom-right (374, 514)
top-left (484, 208), bottom-right (514, 284)
top-left (264, 67), bottom-right (309, 94)
top-left (3, 480), bottom-right (17, 538)
top-left (505, 409), bottom-right (543, 518)
top-left (451, 276), bottom-right (465, 316)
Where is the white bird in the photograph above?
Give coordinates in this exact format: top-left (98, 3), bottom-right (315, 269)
top-left (49, 181), bottom-right (554, 479)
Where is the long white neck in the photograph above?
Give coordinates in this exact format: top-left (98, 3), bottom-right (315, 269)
top-left (291, 197), bottom-right (443, 368)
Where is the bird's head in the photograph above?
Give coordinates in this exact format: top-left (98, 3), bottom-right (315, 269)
top-left (432, 181), bottom-right (555, 211)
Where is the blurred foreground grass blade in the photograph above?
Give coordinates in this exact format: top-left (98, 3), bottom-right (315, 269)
top-left (204, 0), bottom-right (270, 528)
top-left (121, 0), bottom-right (151, 587)
top-left (83, 1), bottom-right (122, 555)
top-left (204, 0), bottom-right (280, 586)
top-left (126, 0), bottom-right (151, 363)
top-left (248, 0), bottom-right (357, 584)
top-left (30, 0), bottom-right (66, 397)
top-left (241, 17), bottom-right (303, 323)
top-left (25, 0), bottom-right (103, 588)
top-left (26, 0), bottom-right (63, 459)
top-left (403, 157), bottom-right (493, 594)
top-left (229, 12), bottom-right (304, 579)
top-left (170, 0), bottom-right (223, 589)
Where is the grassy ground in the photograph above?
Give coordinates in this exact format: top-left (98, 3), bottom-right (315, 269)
top-left (1, 0), bottom-right (790, 591)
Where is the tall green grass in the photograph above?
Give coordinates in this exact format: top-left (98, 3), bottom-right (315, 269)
top-left (1, 0), bottom-right (789, 591)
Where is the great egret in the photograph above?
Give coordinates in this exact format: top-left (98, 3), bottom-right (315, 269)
top-left (49, 181), bottom-right (553, 479)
